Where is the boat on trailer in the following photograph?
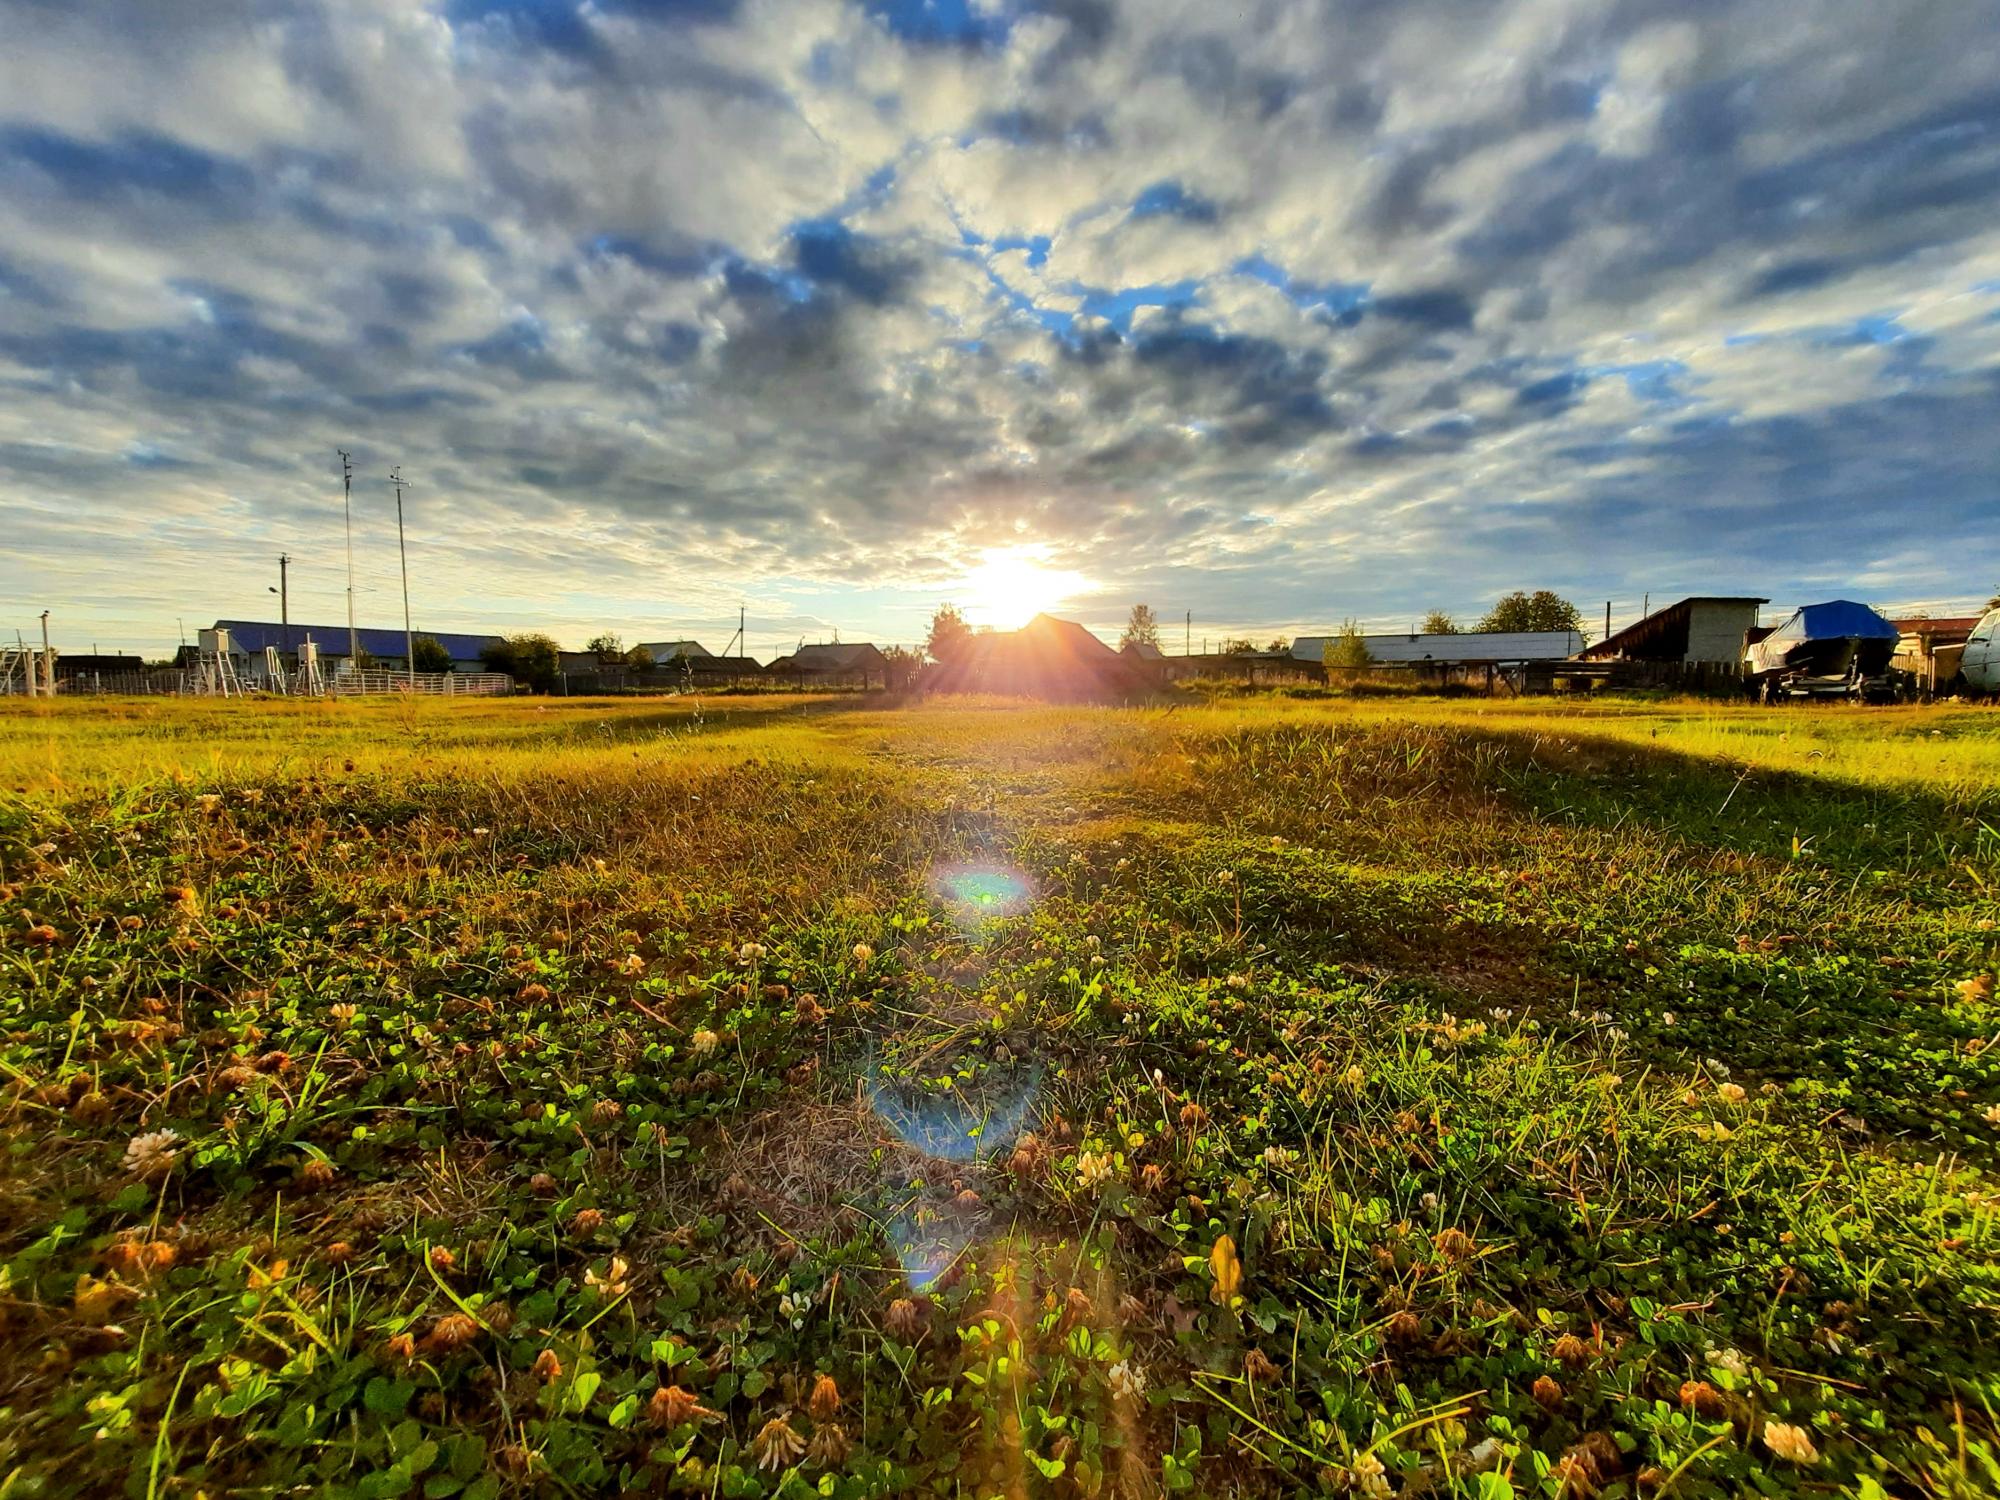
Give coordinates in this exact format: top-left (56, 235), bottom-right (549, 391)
top-left (1744, 599), bottom-right (1901, 702)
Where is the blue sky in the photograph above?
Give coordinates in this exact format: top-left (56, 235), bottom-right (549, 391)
top-left (1, 0), bottom-right (1998, 654)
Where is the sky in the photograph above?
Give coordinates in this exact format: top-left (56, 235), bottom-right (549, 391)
top-left (2, 0), bottom-right (1999, 658)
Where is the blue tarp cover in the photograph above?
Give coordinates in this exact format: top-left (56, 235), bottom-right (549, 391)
top-left (1785, 600), bottom-right (1899, 641)
top-left (1746, 599), bottom-right (1899, 674)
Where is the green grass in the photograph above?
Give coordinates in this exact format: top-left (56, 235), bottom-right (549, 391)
top-left (1, 693), bottom-right (1997, 1499)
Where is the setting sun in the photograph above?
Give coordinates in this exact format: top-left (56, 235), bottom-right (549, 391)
top-left (956, 546), bottom-right (1092, 629)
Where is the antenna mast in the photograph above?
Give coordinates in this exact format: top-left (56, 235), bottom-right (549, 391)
top-left (338, 450), bottom-right (358, 668)
top-left (390, 466), bottom-right (413, 691)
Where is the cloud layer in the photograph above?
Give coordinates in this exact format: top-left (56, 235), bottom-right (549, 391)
top-left (2, 0), bottom-right (1998, 652)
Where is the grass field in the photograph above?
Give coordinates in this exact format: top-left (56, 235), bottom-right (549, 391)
top-left (2, 692), bottom-right (1997, 1499)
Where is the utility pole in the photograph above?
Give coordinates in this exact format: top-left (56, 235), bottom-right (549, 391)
top-left (1604, 600), bottom-right (1611, 641)
top-left (389, 467), bottom-right (413, 690)
top-left (338, 450), bottom-right (358, 667)
top-left (740, 604), bottom-right (746, 662)
top-left (40, 610), bottom-right (52, 697)
top-left (270, 554), bottom-right (292, 658)
top-left (1184, 610), bottom-right (1191, 657)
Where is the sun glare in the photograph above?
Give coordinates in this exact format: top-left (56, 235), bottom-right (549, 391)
top-left (957, 547), bottom-right (1091, 629)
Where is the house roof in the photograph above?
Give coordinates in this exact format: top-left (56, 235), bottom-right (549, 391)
top-left (1016, 613), bottom-right (1116, 658)
top-left (932, 614), bottom-right (1142, 699)
top-left (211, 620), bottom-right (501, 660)
top-left (775, 642), bottom-right (885, 671)
top-left (1121, 640), bottom-right (1164, 659)
top-left (1891, 616), bottom-right (1981, 639)
top-left (1577, 596), bottom-right (1766, 660)
top-left (635, 640), bottom-right (711, 659)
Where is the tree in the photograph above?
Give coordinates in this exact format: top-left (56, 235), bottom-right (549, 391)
top-left (1119, 604), bottom-right (1162, 652)
top-left (1477, 590), bottom-right (1589, 641)
top-left (1421, 610), bottom-right (1461, 635)
top-left (410, 635), bottom-right (453, 674)
top-left (481, 632), bottom-right (561, 692)
top-left (1218, 637), bottom-right (1260, 654)
top-left (586, 632), bottom-right (623, 658)
top-left (926, 603), bottom-right (974, 664)
top-left (1266, 636), bottom-right (1291, 654)
top-left (1325, 618), bottom-right (1374, 669)
top-left (1988, 584), bottom-right (2000, 610)
top-left (624, 644), bottom-right (655, 670)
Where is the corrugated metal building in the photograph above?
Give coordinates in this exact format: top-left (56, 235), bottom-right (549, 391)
top-left (1292, 630), bottom-right (1584, 664)
top-left (1578, 597), bottom-right (1765, 665)
top-left (209, 620), bottom-right (502, 671)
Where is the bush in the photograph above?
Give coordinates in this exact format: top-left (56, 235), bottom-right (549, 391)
top-left (410, 636), bottom-right (453, 674)
top-left (481, 632), bottom-right (561, 692)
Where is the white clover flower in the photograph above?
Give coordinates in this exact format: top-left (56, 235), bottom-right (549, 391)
top-left (1762, 1421), bottom-right (1819, 1465)
top-left (738, 942), bottom-right (766, 963)
top-left (851, 943), bottom-right (874, 964)
top-left (1107, 1360), bottom-right (1146, 1400)
top-left (1075, 1151), bottom-right (1115, 1189)
top-left (691, 1029), bottom-right (720, 1056)
top-left (123, 1129), bottom-right (181, 1178)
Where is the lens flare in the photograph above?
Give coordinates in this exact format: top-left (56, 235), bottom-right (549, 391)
top-left (929, 863), bottom-right (1033, 932)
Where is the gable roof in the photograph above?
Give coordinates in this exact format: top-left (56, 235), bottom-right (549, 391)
top-left (1015, 613), bottom-right (1116, 657)
top-left (635, 640), bottom-right (711, 659)
top-left (776, 642), bottom-right (886, 671)
top-left (212, 620), bottom-right (502, 660)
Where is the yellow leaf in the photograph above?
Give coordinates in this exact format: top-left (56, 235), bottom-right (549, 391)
top-left (73, 1273), bottom-right (125, 1325)
top-left (1209, 1235), bottom-right (1242, 1306)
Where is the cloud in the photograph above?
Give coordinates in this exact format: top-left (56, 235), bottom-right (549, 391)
top-left (1, 0), bottom-right (1998, 655)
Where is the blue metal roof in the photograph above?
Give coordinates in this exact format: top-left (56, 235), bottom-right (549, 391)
top-left (212, 620), bottom-right (504, 660)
